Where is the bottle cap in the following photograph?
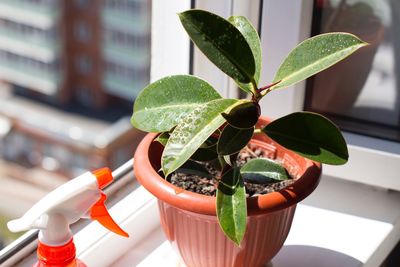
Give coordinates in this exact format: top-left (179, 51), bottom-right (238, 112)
top-left (37, 238), bottom-right (76, 265)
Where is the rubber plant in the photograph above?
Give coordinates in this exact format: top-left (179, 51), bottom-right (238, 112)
top-left (131, 9), bottom-right (367, 245)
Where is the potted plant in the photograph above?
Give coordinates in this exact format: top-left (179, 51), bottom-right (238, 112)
top-left (131, 9), bottom-right (366, 267)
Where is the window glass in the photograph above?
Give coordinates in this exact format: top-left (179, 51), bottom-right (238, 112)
top-left (73, 0), bottom-right (89, 9)
top-left (306, 0), bottom-right (399, 142)
top-left (75, 55), bottom-right (92, 74)
top-left (74, 21), bottom-right (91, 42)
top-left (0, 0), bottom-right (150, 247)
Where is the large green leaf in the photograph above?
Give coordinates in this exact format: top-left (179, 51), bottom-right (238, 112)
top-left (271, 33), bottom-right (367, 90)
top-left (262, 112), bottom-right (348, 165)
top-left (179, 10), bottom-right (255, 83)
top-left (131, 75), bottom-right (221, 132)
top-left (240, 158), bottom-right (290, 184)
top-left (162, 99), bottom-right (242, 176)
top-left (216, 167), bottom-right (247, 245)
top-left (217, 125), bottom-right (254, 156)
top-left (228, 16), bottom-right (262, 93)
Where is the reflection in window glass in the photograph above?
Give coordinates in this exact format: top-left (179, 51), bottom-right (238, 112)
top-left (0, 0), bottom-right (150, 247)
top-left (306, 0), bottom-right (399, 141)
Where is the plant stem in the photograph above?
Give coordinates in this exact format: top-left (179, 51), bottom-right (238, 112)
top-left (251, 78), bottom-right (258, 95)
top-left (258, 80), bottom-right (282, 97)
top-left (254, 128), bottom-right (262, 134)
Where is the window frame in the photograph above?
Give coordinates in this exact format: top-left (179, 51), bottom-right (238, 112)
top-left (258, 0), bottom-right (400, 191)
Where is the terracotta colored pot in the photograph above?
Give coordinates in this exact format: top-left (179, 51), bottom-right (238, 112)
top-left (134, 116), bottom-right (321, 267)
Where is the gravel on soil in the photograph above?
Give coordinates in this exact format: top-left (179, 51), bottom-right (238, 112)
top-left (170, 145), bottom-right (295, 197)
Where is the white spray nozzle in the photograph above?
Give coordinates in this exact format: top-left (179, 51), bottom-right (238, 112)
top-left (7, 168), bottom-right (128, 246)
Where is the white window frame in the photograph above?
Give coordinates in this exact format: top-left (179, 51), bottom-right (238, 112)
top-left (258, 0), bottom-right (400, 191)
top-left (151, 0), bottom-right (191, 80)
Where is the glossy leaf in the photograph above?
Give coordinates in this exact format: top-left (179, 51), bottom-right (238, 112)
top-left (228, 16), bottom-right (262, 93)
top-left (177, 160), bottom-right (212, 179)
top-left (191, 145), bottom-right (218, 162)
top-left (240, 158), bottom-right (290, 184)
top-left (154, 132), bottom-right (170, 147)
top-left (271, 33), bottom-right (368, 90)
top-left (262, 112), bottom-right (348, 165)
top-left (191, 135), bottom-right (219, 162)
top-left (162, 99), bottom-right (243, 176)
top-left (179, 10), bottom-right (255, 83)
top-left (217, 125), bottom-right (254, 156)
top-left (131, 75), bottom-right (221, 132)
top-left (222, 101), bottom-right (259, 129)
top-left (216, 167), bottom-right (247, 245)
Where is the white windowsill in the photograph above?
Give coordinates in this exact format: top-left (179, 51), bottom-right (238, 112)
top-left (75, 185), bottom-right (159, 267)
top-left (72, 175), bottom-right (400, 267)
top-left (7, 173), bottom-right (399, 266)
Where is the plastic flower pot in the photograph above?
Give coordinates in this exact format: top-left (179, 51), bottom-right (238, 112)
top-left (134, 116), bottom-right (321, 267)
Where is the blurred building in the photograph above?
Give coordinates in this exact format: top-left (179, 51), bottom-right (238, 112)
top-left (0, 0), bottom-right (150, 208)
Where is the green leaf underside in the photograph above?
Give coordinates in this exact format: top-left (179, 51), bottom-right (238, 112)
top-left (179, 10), bottom-right (255, 83)
top-left (218, 125), bottom-right (254, 156)
top-left (262, 112), bottom-right (348, 165)
top-left (177, 160), bottom-right (213, 179)
top-left (271, 33), bottom-right (368, 90)
top-left (162, 98), bottom-right (243, 176)
top-left (154, 132), bottom-right (170, 147)
top-left (222, 102), bottom-right (259, 129)
top-left (131, 75), bottom-right (221, 132)
top-left (228, 16), bottom-right (262, 93)
top-left (216, 168), bottom-right (247, 245)
top-left (240, 158), bottom-right (290, 184)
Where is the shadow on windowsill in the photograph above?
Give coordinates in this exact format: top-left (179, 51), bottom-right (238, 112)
top-left (268, 245), bottom-right (362, 267)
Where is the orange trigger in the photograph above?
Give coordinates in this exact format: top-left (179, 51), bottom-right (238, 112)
top-left (90, 192), bottom-right (129, 237)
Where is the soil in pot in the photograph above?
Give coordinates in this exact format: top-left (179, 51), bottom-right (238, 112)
top-left (169, 143), bottom-right (296, 198)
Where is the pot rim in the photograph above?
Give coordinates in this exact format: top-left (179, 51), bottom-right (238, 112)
top-left (134, 116), bottom-right (322, 216)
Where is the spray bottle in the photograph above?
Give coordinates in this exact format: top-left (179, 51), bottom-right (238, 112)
top-left (7, 168), bottom-right (129, 267)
